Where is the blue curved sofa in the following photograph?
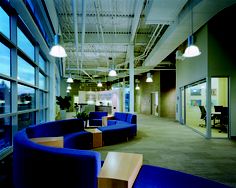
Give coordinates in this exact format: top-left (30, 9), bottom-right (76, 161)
top-left (89, 111), bottom-right (108, 126)
top-left (13, 118), bottom-right (100, 188)
top-left (13, 117), bottom-right (229, 188)
top-left (97, 112), bottom-right (137, 145)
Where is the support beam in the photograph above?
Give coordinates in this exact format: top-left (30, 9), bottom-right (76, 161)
top-left (130, 0), bottom-right (145, 43)
top-left (129, 45), bottom-right (134, 113)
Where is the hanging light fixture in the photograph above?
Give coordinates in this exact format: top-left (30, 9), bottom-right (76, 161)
top-left (108, 57), bottom-right (117, 77)
top-left (66, 89), bottom-right (70, 93)
top-left (97, 80), bottom-right (102, 87)
top-left (108, 69), bottom-right (117, 77)
top-left (146, 73), bottom-right (153, 83)
top-left (183, 5), bottom-right (201, 58)
top-left (67, 84), bottom-right (72, 90)
top-left (66, 73), bottom-right (74, 83)
top-left (135, 83), bottom-right (140, 90)
top-left (49, 34), bottom-right (67, 58)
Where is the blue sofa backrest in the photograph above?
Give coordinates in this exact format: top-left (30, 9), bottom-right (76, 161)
top-left (14, 127), bottom-right (101, 188)
top-left (89, 112), bottom-right (108, 119)
top-left (114, 112), bottom-right (127, 121)
top-left (26, 118), bottom-right (84, 138)
top-left (126, 114), bottom-right (137, 124)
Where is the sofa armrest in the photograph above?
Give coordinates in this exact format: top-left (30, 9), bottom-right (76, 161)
top-left (102, 115), bottom-right (114, 126)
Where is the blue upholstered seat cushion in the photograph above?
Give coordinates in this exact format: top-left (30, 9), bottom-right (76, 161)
top-left (26, 118), bottom-right (84, 138)
top-left (114, 112), bottom-right (127, 121)
top-left (126, 114), bottom-right (137, 124)
top-left (89, 119), bottom-right (103, 126)
top-left (133, 165), bottom-right (230, 188)
top-left (89, 112), bottom-right (108, 119)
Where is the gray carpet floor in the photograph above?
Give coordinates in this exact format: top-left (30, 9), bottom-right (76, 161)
top-left (95, 114), bottom-right (236, 187)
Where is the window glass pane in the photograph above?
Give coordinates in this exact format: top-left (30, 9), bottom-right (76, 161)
top-left (0, 42), bottom-right (10, 76)
top-left (39, 55), bottom-right (46, 72)
top-left (39, 72), bottom-right (46, 90)
top-left (18, 56), bottom-right (35, 85)
top-left (0, 79), bottom-right (11, 114)
top-left (18, 84), bottom-right (35, 111)
top-left (17, 27), bottom-right (34, 60)
top-left (18, 112), bottom-right (35, 130)
top-left (0, 117), bottom-right (12, 151)
top-left (39, 90), bottom-right (45, 108)
top-left (0, 7), bottom-right (10, 38)
top-left (39, 110), bottom-right (45, 123)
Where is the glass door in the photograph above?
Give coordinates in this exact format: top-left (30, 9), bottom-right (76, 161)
top-left (211, 77), bottom-right (228, 138)
top-left (185, 81), bottom-right (207, 136)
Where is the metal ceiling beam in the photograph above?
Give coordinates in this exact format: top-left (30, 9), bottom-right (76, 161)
top-left (130, 0), bottom-right (145, 43)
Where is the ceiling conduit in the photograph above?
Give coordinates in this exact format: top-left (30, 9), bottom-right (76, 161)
top-left (73, 0), bottom-right (93, 81)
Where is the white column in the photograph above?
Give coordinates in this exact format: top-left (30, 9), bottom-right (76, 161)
top-left (129, 45), bottom-right (134, 113)
top-left (123, 78), bottom-right (126, 112)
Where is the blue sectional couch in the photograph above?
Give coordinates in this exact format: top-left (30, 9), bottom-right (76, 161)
top-left (13, 118), bottom-right (100, 188)
top-left (97, 112), bottom-right (137, 145)
top-left (89, 111), bottom-right (108, 126)
top-left (13, 116), bottom-right (229, 188)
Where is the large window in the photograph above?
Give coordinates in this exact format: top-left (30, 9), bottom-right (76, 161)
top-left (18, 84), bottom-right (35, 111)
top-left (0, 42), bottom-right (10, 76)
top-left (0, 7), bottom-right (9, 38)
top-left (0, 117), bottom-right (11, 151)
top-left (18, 56), bottom-right (35, 85)
top-left (17, 27), bottom-right (34, 60)
top-left (0, 79), bottom-right (11, 114)
top-left (0, 2), bottom-right (50, 156)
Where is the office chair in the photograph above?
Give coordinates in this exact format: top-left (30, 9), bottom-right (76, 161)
top-left (198, 106), bottom-right (215, 127)
top-left (199, 106), bottom-right (206, 127)
top-left (219, 107), bottom-right (228, 133)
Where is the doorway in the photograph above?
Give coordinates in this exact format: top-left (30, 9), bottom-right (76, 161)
top-left (151, 92), bottom-right (158, 116)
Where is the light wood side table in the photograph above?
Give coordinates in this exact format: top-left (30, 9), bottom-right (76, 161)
top-left (102, 115), bottom-right (114, 126)
top-left (98, 152), bottom-right (143, 188)
top-left (85, 128), bottom-right (102, 148)
top-left (30, 136), bottom-right (64, 148)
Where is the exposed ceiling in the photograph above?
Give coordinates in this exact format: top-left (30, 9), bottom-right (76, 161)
top-left (46, 0), bottom-right (236, 84)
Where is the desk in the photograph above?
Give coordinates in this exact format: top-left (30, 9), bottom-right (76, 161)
top-left (85, 128), bottom-right (102, 148)
top-left (98, 152), bottom-right (143, 188)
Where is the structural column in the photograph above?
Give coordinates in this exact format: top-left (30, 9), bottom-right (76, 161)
top-left (129, 45), bottom-right (134, 113)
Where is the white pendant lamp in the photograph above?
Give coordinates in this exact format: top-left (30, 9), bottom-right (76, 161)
top-left (49, 34), bottom-right (67, 58)
top-left (146, 73), bottom-right (153, 83)
top-left (66, 74), bottom-right (74, 83)
top-left (97, 80), bottom-right (102, 87)
top-left (183, 5), bottom-right (201, 58)
top-left (108, 69), bottom-right (117, 77)
top-left (135, 83), bottom-right (140, 90)
top-left (67, 84), bottom-right (72, 90)
top-left (183, 35), bottom-right (201, 58)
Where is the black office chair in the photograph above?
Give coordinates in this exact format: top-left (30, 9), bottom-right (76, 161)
top-left (199, 106), bottom-right (215, 127)
top-left (199, 106), bottom-right (206, 127)
top-left (219, 107), bottom-right (228, 133)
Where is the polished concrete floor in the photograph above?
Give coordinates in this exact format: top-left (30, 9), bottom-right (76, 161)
top-left (95, 114), bottom-right (236, 187)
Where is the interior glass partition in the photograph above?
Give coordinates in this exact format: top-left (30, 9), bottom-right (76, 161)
top-left (211, 77), bottom-right (228, 138)
top-left (185, 81), bottom-right (207, 136)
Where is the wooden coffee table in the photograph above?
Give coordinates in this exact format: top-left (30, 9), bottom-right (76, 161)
top-left (98, 152), bottom-right (143, 188)
top-left (85, 128), bottom-right (102, 148)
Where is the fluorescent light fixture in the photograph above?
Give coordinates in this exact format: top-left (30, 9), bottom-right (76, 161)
top-left (97, 80), bottom-right (102, 87)
top-left (146, 73), bottom-right (153, 83)
top-left (135, 83), bottom-right (140, 90)
top-left (108, 69), bottom-right (117, 77)
top-left (49, 34), bottom-right (67, 58)
top-left (183, 35), bottom-right (201, 58)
